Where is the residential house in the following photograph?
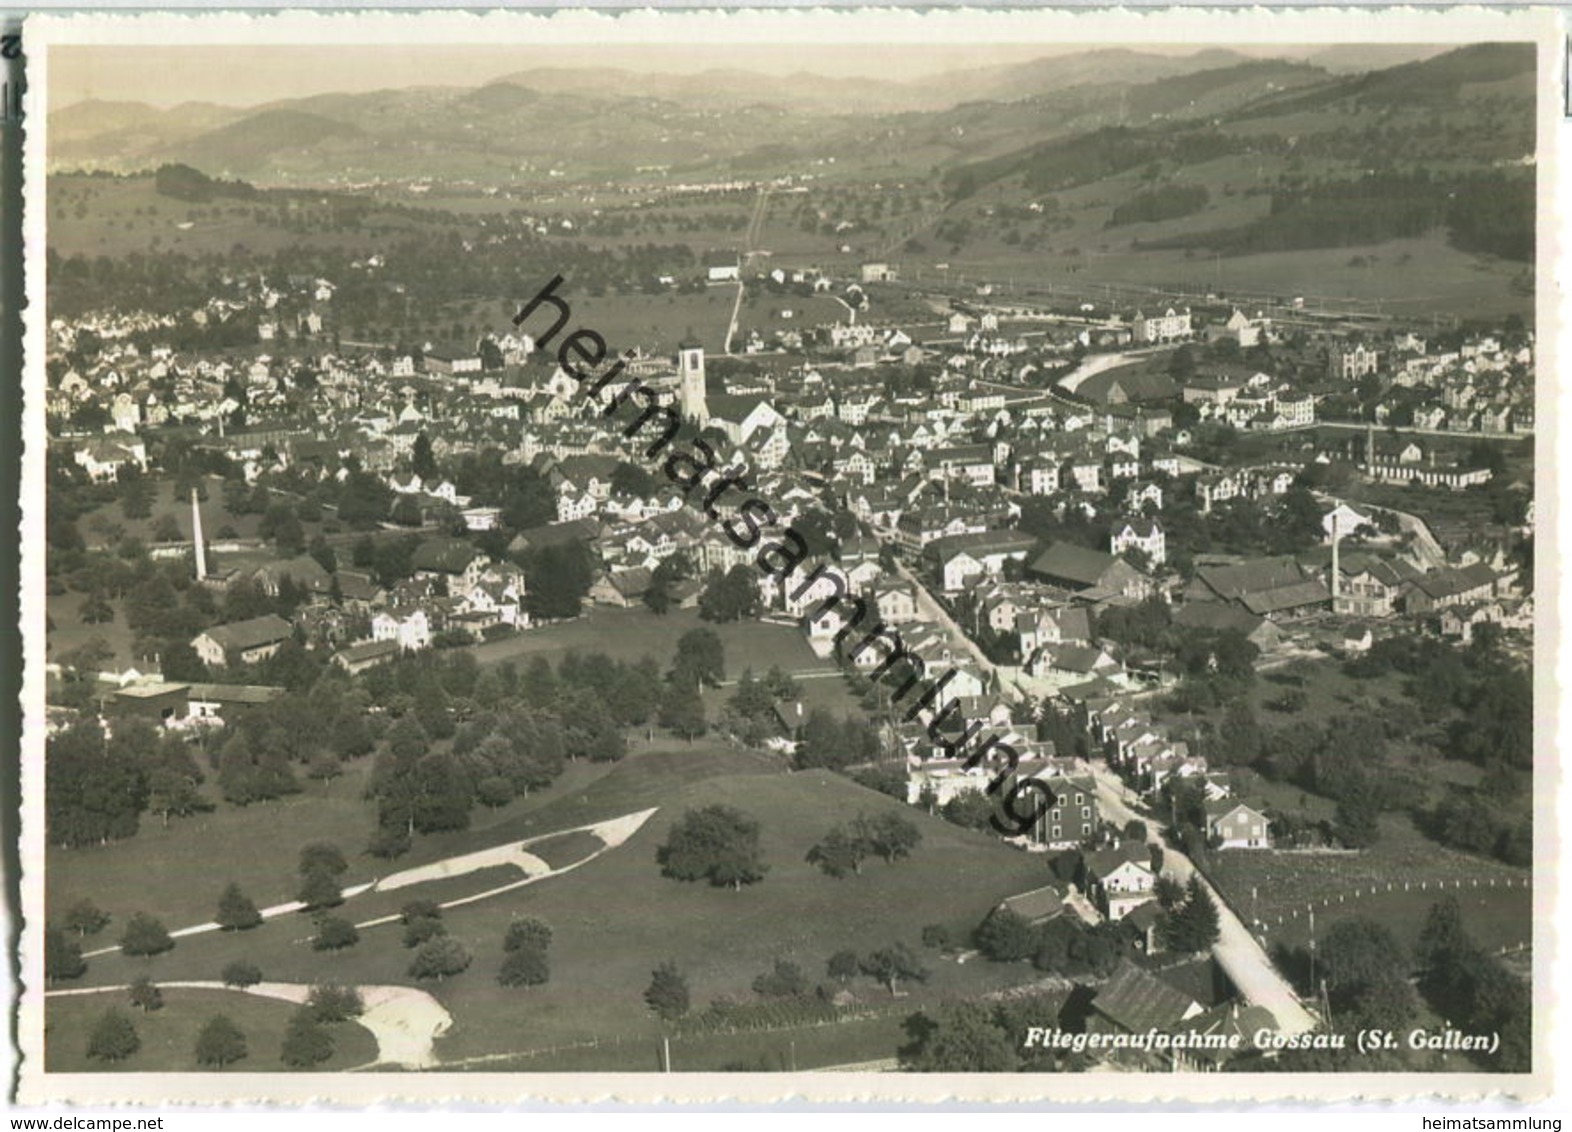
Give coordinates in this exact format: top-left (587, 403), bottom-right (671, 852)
top-left (1110, 517), bottom-right (1166, 567)
top-left (1087, 960), bottom-right (1205, 1041)
top-left (1132, 308), bottom-right (1192, 344)
top-left (371, 607), bottom-right (431, 652)
top-left (191, 614), bottom-right (294, 668)
top-left (1082, 842), bottom-right (1158, 921)
top-left (1206, 801), bottom-right (1271, 850)
top-left (1028, 772), bottom-right (1099, 848)
top-left (411, 538), bottom-right (491, 590)
top-left (332, 639), bottom-right (401, 674)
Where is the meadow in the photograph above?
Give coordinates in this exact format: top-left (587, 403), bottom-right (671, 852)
top-left (44, 988), bottom-right (379, 1073)
top-left (47, 746), bottom-right (1055, 1070)
top-left (472, 606), bottom-right (836, 679)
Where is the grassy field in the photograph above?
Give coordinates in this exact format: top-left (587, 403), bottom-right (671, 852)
top-left (472, 606), bottom-right (836, 679)
top-left (734, 291), bottom-right (855, 340)
top-left (475, 1009), bottom-right (912, 1072)
top-left (930, 234), bottom-right (1532, 323)
top-left (45, 754), bottom-right (616, 933)
top-left (45, 987), bottom-right (378, 1072)
top-left (48, 176), bottom-right (394, 261)
top-left (410, 768), bottom-right (1049, 1064)
top-left (469, 288), bottom-right (740, 355)
top-left (48, 745), bottom-right (1052, 1071)
top-left (526, 830), bottom-right (605, 870)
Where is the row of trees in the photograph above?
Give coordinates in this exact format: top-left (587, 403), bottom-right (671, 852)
top-left (83, 979), bottom-right (364, 1069)
top-left (644, 941), bottom-right (934, 1028)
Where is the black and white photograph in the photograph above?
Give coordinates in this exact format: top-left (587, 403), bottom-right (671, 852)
top-left (15, 7), bottom-right (1560, 1105)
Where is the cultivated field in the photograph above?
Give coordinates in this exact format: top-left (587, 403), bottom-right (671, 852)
top-left (1206, 811), bottom-right (1527, 946)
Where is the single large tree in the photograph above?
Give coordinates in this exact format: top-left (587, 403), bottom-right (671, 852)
top-left (671, 627), bottom-right (726, 688)
top-left (861, 942), bottom-right (930, 995)
top-left (128, 976), bottom-right (163, 1013)
top-left (827, 950), bottom-right (860, 983)
top-left (644, 961), bottom-right (690, 1022)
top-left (119, 912), bottom-right (174, 958)
top-left (656, 805), bottom-right (767, 890)
top-left (216, 882), bottom-right (263, 931)
top-left (221, 960), bottom-right (263, 988)
top-left (859, 811), bottom-right (922, 865)
top-left (498, 946), bottom-right (551, 989)
top-left (751, 959), bottom-right (808, 1000)
top-left (312, 916), bottom-right (360, 952)
top-left (297, 869), bottom-right (344, 911)
top-left (1160, 875), bottom-right (1221, 953)
top-left (64, 899), bottom-right (110, 937)
top-left (1320, 916), bottom-right (1417, 1033)
top-left (502, 917), bottom-right (553, 954)
top-left (194, 1015), bottom-right (248, 1067)
top-left (307, 983), bottom-right (365, 1023)
top-left (45, 925), bottom-right (86, 983)
top-left (1334, 789), bottom-right (1382, 849)
top-left (974, 907), bottom-right (1039, 963)
top-left (409, 936), bottom-right (472, 981)
top-left (657, 681), bottom-right (707, 741)
top-left (897, 1002), bottom-right (1018, 1072)
top-left (697, 564), bottom-right (762, 623)
top-left (280, 1008), bottom-right (334, 1068)
top-left (86, 1008), bottom-right (140, 1063)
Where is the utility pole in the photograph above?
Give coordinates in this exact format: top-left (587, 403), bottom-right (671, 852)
top-left (1308, 906), bottom-right (1317, 994)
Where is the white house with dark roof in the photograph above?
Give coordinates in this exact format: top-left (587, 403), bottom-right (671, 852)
top-left (1111, 517), bottom-right (1166, 567)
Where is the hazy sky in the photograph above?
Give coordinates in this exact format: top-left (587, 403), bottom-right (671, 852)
top-left (49, 42), bottom-right (1430, 109)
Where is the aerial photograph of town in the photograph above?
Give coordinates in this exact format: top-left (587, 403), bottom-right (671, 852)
top-left (31, 29), bottom-right (1539, 1085)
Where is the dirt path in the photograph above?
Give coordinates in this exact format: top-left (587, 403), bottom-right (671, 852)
top-left (352, 809), bottom-right (659, 929)
top-left (45, 981), bottom-right (452, 1069)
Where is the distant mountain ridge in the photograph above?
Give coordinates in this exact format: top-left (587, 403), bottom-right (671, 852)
top-left (46, 44), bottom-right (1527, 184)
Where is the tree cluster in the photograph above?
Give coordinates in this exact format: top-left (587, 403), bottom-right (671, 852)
top-left (791, 708), bottom-right (882, 772)
top-left (805, 812), bottom-right (922, 878)
top-left (1415, 896), bottom-right (1530, 1072)
top-left (721, 666), bottom-right (802, 746)
top-left (1156, 876), bottom-right (1222, 954)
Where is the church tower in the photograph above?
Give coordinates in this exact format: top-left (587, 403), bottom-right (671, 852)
top-left (678, 337), bottom-right (708, 424)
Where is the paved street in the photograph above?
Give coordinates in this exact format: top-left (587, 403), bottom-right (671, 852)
top-left (897, 547), bottom-right (1320, 1035)
top-left (1088, 766), bottom-right (1318, 1036)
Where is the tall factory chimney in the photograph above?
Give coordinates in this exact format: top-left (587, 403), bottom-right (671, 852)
top-left (1329, 503), bottom-right (1342, 612)
top-left (191, 487), bottom-right (208, 581)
